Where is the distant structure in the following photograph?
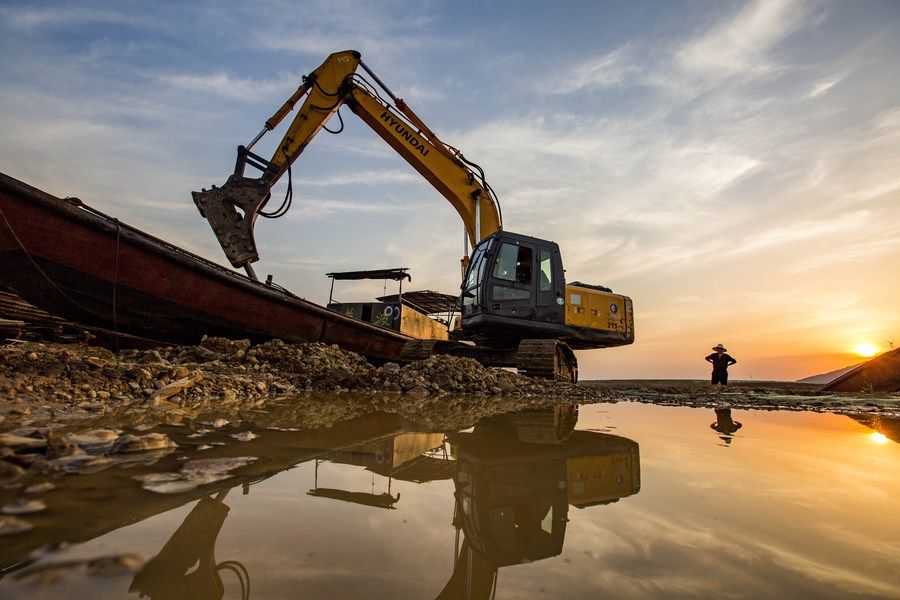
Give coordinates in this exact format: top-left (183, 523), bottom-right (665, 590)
top-left (820, 348), bottom-right (900, 393)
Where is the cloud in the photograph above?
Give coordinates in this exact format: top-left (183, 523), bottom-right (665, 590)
top-left (676, 0), bottom-right (816, 79)
top-left (807, 75), bottom-right (842, 98)
top-left (545, 46), bottom-right (638, 94)
top-left (158, 71), bottom-right (300, 101)
top-left (0, 5), bottom-right (141, 30)
top-left (788, 235), bottom-right (900, 273)
top-left (245, 0), bottom-right (450, 65)
top-left (293, 169), bottom-right (418, 187)
top-left (282, 197), bottom-right (428, 221)
top-left (731, 210), bottom-right (871, 254)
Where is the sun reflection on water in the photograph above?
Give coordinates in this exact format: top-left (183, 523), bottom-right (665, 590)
top-left (870, 432), bottom-right (889, 444)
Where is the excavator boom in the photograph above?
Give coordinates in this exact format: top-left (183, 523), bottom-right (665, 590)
top-left (193, 50), bottom-right (501, 273)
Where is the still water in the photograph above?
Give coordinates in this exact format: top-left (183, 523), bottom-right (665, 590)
top-left (1, 402), bottom-right (898, 599)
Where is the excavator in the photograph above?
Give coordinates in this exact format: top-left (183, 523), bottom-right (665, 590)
top-left (193, 50), bottom-right (634, 382)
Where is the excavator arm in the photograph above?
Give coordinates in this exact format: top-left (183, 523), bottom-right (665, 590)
top-left (192, 50), bottom-right (501, 276)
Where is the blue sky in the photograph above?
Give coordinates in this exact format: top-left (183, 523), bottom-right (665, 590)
top-left (1, 0), bottom-right (899, 379)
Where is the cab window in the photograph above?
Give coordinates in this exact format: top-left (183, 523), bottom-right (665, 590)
top-left (539, 249), bottom-right (553, 291)
top-left (493, 243), bottom-right (533, 284)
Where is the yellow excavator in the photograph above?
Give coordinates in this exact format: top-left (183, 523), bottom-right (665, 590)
top-left (193, 50), bottom-right (634, 382)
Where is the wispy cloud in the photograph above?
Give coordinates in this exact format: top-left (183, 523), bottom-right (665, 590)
top-left (676, 0), bottom-right (816, 79)
top-left (293, 169), bottom-right (418, 187)
top-left (159, 71), bottom-right (300, 101)
top-left (545, 46), bottom-right (638, 94)
top-left (0, 5), bottom-right (141, 30)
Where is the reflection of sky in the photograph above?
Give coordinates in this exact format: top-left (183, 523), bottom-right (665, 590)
top-left (5, 402), bottom-right (899, 599)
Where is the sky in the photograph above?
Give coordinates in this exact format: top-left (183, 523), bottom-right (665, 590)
top-left (1, 0), bottom-right (898, 381)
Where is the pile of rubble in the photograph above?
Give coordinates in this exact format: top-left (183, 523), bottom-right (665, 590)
top-left (0, 337), bottom-right (605, 423)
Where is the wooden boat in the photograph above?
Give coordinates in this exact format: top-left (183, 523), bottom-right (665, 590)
top-left (0, 171), bottom-right (409, 360)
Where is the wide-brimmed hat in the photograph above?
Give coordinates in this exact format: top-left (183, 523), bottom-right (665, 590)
top-left (712, 344), bottom-right (727, 352)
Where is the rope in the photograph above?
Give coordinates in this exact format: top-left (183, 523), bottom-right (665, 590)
top-left (0, 205), bottom-right (121, 326)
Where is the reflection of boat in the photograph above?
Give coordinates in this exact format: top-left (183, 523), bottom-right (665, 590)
top-left (307, 432), bottom-right (448, 509)
top-left (0, 171), bottom-right (408, 359)
top-left (438, 407), bottom-right (641, 599)
top-left (0, 411), bottom-right (411, 571)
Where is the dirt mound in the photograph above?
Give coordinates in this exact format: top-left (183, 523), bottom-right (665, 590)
top-left (0, 337), bottom-right (600, 427)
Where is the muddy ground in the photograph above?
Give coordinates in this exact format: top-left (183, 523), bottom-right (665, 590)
top-left (0, 338), bottom-right (897, 432)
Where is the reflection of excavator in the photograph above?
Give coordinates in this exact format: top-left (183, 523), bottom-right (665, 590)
top-left (438, 407), bottom-right (641, 599)
top-left (193, 50), bottom-right (634, 382)
top-left (124, 408), bottom-right (638, 600)
top-left (130, 489), bottom-right (248, 600)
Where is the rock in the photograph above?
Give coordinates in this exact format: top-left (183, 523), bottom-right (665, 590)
top-left (138, 456), bottom-right (256, 494)
top-left (110, 433), bottom-right (176, 454)
top-left (7, 453), bottom-right (41, 467)
top-left (69, 429), bottom-right (120, 453)
top-left (211, 418), bottom-right (229, 428)
top-left (47, 432), bottom-right (81, 458)
top-left (231, 431), bottom-right (258, 442)
top-left (86, 356), bottom-right (107, 368)
top-left (48, 454), bottom-right (113, 474)
top-left (26, 351), bottom-right (38, 361)
top-left (87, 554), bottom-right (145, 576)
top-left (24, 482), bottom-right (56, 494)
top-left (0, 433), bottom-right (47, 451)
top-left (0, 515), bottom-right (33, 535)
top-left (406, 384), bottom-right (429, 399)
top-left (12, 554), bottom-right (145, 583)
top-left (0, 460), bottom-right (26, 483)
top-left (149, 372), bottom-right (203, 403)
top-left (2, 498), bottom-right (47, 515)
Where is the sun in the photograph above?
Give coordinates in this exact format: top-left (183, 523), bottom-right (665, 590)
top-left (854, 343), bottom-right (878, 358)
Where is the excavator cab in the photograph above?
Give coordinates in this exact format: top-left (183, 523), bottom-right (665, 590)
top-left (462, 231), bottom-right (565, 329)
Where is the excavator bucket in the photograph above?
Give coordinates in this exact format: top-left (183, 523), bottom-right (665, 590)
top-left (192, 175), bottom-right (269, 268)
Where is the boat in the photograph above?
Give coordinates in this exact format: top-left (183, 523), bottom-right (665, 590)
top-left (0, 171), bottom-right (410, 360)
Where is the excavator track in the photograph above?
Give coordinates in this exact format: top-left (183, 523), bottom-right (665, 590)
top-left (516, 339), bottom-right (578, 383)
top-left (514, 405), bottom-right (579, 444)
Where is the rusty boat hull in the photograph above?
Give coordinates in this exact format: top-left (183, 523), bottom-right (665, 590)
top-left (0, 172), bottom-right (409, 360)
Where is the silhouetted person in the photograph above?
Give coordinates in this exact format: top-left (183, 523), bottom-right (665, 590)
top-left (705, 343), bottom-right (736, 385)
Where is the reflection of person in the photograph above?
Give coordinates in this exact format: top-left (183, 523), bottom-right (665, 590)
top-left (705, 344), bottom-right (737, 385)
top-left (710, 408), bottom-right (742, 445)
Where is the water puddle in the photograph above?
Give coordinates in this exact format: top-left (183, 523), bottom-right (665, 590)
top-left (0, 401), bottom-right (898, 599)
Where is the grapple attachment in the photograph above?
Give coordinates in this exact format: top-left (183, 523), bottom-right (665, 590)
top-left (192, 175), bottom-right (270, 268)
